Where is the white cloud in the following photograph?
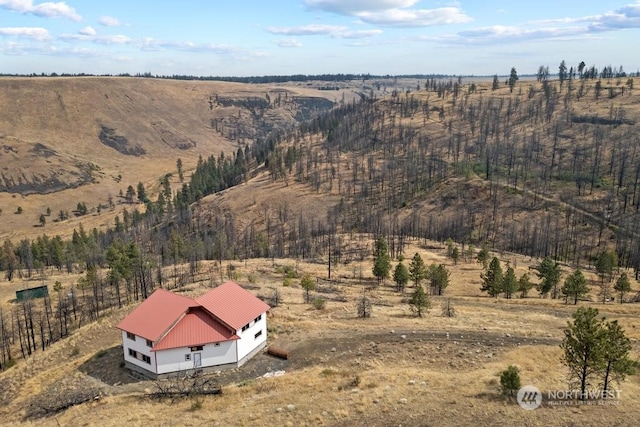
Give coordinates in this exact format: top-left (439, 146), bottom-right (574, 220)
top-left (267, 24), bottom-right (348, 36)
top-left (588, 3), bottom-right (640, 31)
top-left (0, 0), bottom-right (82, 21)
top-left (79, 26), bottom-right (96, 36)
top-left (338, 29), bottom-right (383, 39)
top-left (304, 0), bottom-right (470, 27)
top-left (305, 0), bottom-right (418, 14)
top-left (357, 7), bottom-right (472, 27)
top-left (435, 2), bottom-right (640, 46)
top-left (275, 38), bottom-right (303, 48)
top-left (267, 24), bottom-right (382, 39)
top-left (99, 15), bottom-right (123, 27)
top-left (0, 26), bottom-right (50, 40)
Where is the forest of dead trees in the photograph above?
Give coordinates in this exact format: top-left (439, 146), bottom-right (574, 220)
top-left (1, 65), bottom-right (640, 366)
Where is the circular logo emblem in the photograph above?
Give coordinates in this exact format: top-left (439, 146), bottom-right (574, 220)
top-left (517, 385), bottom-right (542, 410)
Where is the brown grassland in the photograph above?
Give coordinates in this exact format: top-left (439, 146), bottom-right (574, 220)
top-left (0, 239), bottom-right (639, 426)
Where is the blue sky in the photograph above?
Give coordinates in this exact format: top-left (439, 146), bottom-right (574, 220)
top-left (1, 0), bottom-right (639, 76)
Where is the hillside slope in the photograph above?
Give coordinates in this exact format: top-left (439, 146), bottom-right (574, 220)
top-left (0, 77), bottom-right (344, 239)
top-left (198, 76), bottom-right (640, 269)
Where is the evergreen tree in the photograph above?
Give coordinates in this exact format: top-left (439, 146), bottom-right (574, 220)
top-left (300, 273), bottom-right (315, 303)
top-left (476, 247), bottom-right (490, 269)
top-left (508, 67), bottom-right (519, 93)
top-left (372, 237), bottom-right (392, 284)
top-left (451, 246), bottom-right (460, 265)
top-left (500, 365), bottom-right (521, 397)
top-left (536, 257), bottom-right (561, 298)
top-left (561, 307), bottom-right (606, 400)
top-left (427, 263), bottom-right (450, 296)
top-left (596, 251), bottom-right (618, 303)
top-left (614, 272), bottom-right (631, 304)
top-left (408, 285), bottom-right (430, 317)
top-left (480, 257), bottom-right (503, 297)
top-left (393, 262), bottom-right (410, 293)
top-left (492, 74), bottom-right (499, 91)
top-left (408, 252), bottom-right (427, 287)
top-left (502, 266), bottom-right (518, 299)
top-left (517, 272), bottom-right (534, 298)
top-left (602, 320), bottom-right (635, 395)
top-left (137, 182), bottom-right (148, 203)
top-left (559, 60), bottom-right (568, 87)
top-left (561, 269), bottom-right (589, 305)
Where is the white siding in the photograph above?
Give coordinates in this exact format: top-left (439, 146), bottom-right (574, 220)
top-left (121, 331), bottom-right (157, 374)
top-left (236, 311), bottom-right (267, 362)
top-left (155, 340), bottom-right (237, 374)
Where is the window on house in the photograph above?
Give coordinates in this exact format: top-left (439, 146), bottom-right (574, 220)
top-left (214, 343), bottom-right (220, 347)
top-left (185, 354), bottom-right (191, 361)
top-left (241, 323), bottom-right (250, 332)
top-left (254, 314), bottom-right (262, 323)
top-left (128, 348), bottom-right (151, 364)
top-left (146, 339), bottom-right (153, 347)
top-left (190, 345), bottom-right (204, 352)
top-left (126, 332), bottom-right (135, 340)
top-left (254, 330), bottom-right (263, 339)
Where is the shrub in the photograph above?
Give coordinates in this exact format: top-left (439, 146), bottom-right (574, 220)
top-left (499, 365), bottom-right (521, 397)
top-left (190, 397), bottom-right (204, 411)
top-left (312, 297), bottom-right (326, 310)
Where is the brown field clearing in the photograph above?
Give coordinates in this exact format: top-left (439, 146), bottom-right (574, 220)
top-left (0, 241), bottom-right (639, 426)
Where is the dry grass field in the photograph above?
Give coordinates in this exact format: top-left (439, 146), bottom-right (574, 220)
top-left (0, 240), bottom-right (639, 426)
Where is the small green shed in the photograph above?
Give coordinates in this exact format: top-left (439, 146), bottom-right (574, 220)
top-left (16, 285), bottom-right (49, 302)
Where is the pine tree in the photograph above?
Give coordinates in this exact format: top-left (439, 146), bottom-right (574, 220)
top-left (614, 273), bottom-right (631, 304)
top-left (502, 266), bottom-right (518, 299)
top-left (561, 307), bottom-right (606, 400)
top-left (476, 247), bottom-right (490, 269)
top-left (536, 257), bottom-right (561, 298)
top-left (561, 269), bottom-right (589, 305)
top-left (427, 263), bottom-right (450, 296)
top-left (300, 273), bottom-right (315, 304)
top-left (393, 262), bottom-right (410, 293)
top-left (602, 320), bottom-right (635, 395)
top-left (408, 285), bottom-right (430, 317)
top-left (408, 253), bottom-right (427, 287)
top-left (508, 67), bottom-right (518, 93)
top-left (372, 237), bottom-right (392, 284)
top-left (480, 257), bottom-right (503, 297)
top-left (500, 365), bottom-right (521, 397)
top-left (517, 273), bottom-right (534, 298)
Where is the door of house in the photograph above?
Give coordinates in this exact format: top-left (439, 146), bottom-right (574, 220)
top-left (193, 352), bottom-right (202, 368)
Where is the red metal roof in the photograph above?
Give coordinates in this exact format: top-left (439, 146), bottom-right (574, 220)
top-left (117, 281), bottom-right (270, 350)
top-left (152, 307), bottom-right (238, 351)
top-left (116, 289), bottom-right (196, 341)
top-left (196, 281), bottom-right (271, 330)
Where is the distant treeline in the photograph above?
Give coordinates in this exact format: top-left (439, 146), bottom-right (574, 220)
top-left (0, 72), bottom-right (475, 83)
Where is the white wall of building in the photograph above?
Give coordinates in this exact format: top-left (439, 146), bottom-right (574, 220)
top-left (155, 339), bottom-right (237, 374)
top-left (236, 311), bottom-right (267, 362)
top-left (121, 330), bottom-right (157, 374)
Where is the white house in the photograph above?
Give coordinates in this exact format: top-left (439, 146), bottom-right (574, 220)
top-left (116, 280), bottom-right (270, 379)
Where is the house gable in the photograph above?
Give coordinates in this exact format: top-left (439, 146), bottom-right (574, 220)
top-left (116, 288), bottom-right (196, 341)
top-left (196, 280), bottom-right (270, 330)
top-left (153, 307), bottom-right (238, 351)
